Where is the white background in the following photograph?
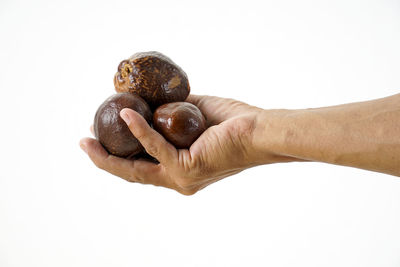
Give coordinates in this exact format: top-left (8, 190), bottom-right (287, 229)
top-left (1, 0), bottom-right (400, 266)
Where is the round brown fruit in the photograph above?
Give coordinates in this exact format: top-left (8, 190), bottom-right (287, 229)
top-left (114, 51), bottom-right (190, 109)
top-left (153, 102), bottom-right (206, 149)
top-left (94, 92), bottom-right (152, 158)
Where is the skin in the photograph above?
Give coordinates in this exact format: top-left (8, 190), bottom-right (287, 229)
top-left (79, 93), bottom-right (400, 195)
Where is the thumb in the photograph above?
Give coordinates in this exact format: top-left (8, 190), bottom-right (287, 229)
top-left (120, 108), bottom-right (177, 165)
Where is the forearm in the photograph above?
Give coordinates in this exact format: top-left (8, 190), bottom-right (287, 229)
top-left (256, 94), bottom-right (400, 176)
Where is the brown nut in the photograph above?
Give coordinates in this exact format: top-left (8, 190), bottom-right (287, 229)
top-left (94, 92), bottom-right (152, 158)
top-left (114, 51), bottom-right (190, 109)
top-left (153, 102), bottom-right (206, 149)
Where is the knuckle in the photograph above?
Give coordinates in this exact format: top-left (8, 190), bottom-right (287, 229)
top-left (130, 174), bottom-right (144, 183)
top-left (127, 164), bottom-right (144, 183)
top-left (133, 128), bottom-right (146, 140)
top-left (178, 188), bottom-right (197, 196)
top-left (174, 177), bottom-right (196, 191)
top-left (175, 177), bottom-right (189, 188)
top-left (92, 154), bottom-right (112, 172)
top-left (144, 143), bottom-right (159, 158)
top-left (93, 159), bottom-right (106, 170)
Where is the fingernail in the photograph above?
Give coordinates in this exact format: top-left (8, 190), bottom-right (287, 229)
top-left (120, 110), bottom-right (131, 125)
top-left (80, 141), bottom-right (88, 154)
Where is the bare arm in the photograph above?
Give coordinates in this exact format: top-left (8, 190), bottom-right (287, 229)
top-left (256, 93), bottom-right (400, 176)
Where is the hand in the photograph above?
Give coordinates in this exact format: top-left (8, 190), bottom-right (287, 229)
top-left (79, 95), bottom-right (292, 195)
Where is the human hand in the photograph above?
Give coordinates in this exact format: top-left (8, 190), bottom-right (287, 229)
top-left (79, 95), bottom-right (295, 195)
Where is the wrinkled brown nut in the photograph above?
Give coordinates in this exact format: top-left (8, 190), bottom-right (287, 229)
top-left (114, 51), bottom-right (190, 109)
top-left (153, 102), bottom-right (206, 149)
top-left (94, 93), bottom-right (152, 158)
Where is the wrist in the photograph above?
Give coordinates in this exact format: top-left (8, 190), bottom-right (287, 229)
top-left (251, 108), bottom-right (304, 165)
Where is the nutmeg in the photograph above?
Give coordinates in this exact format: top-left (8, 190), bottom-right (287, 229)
top-left (94, 93), bottom-right (152, 157)
top-left (153, 102), bottom-right (206, 149)
top-left (114, 51), bottom-right (190, 109)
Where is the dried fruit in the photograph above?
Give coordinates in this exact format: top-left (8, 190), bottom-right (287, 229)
top-left (94, 93), bottom-right (152, 157)
top-left (114, 51), bottom-right (190, 109)
top-left (153, 102), bottom-right (206, 148)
